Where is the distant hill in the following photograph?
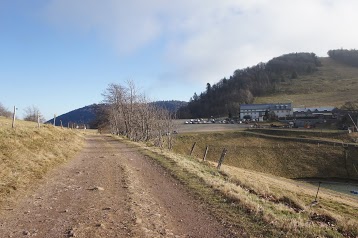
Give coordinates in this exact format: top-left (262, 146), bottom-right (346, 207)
top-left (178, 52), bottom-right (321, 118)
top-left (178, 50), bottom-right (358, 119)
top-left (151, 100), bottom-right (188, 114)
top-left (47, 100), bottom-right (187, 128)
top-left (46, 104), bottom-right (97, 128)
top-left (328, 49), bottom-right (358, 67)
top-left (255, 56), bottom-right (358, 107)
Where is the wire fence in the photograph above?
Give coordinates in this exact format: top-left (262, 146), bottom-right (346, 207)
top-left (182, 139), bottom-right (358, 179)
top-left (186, 141), bottom-right (358, 152)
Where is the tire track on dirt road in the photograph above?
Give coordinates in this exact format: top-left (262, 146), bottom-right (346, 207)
top-left (105, 136), bottom-right (235, 237)
top-left (0, 135), bottom-right (140, 237)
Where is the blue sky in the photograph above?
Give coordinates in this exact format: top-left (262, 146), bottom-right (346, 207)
top-left (1, 0), bottom-right (358, 120)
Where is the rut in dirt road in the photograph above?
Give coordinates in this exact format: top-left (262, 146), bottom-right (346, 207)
top-left (0, 135), bottom-right (138, 237)
top-left (0, 135), bottom-right (235, 238)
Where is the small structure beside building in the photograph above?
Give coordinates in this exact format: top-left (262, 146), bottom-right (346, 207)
top-left (240, 103), bottom-right (292, 120)
top-left (292, 106), bottom-right (337, 128)
top-left (292, 107), bottom-right (336, 118)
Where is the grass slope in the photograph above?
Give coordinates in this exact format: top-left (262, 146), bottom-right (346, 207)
top-left (117, 135), bottom-right (358, 237)
top-left (0, 117), bottom-right (84, 205)
top-left (172, 130), bottom-right (358, 180)
top-left (255, 57), bottom-right (358, 107)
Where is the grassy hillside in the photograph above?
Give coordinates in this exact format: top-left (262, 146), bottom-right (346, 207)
top-left (120, 136), bottom-right (358, 237)
top-left (172, 130), bottom-right (358, 180)
top-left (0, 117), bottom-right (84, 205)
top-left (255, 57), bottom-right (358, 107)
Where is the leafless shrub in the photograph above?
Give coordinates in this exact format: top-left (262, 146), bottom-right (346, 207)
top-left (102, 80), bottom-right (175, 148)
top-left (0, 103), bottom-right (12, 118)
top-left (23, 105), bottom-right (46, 123)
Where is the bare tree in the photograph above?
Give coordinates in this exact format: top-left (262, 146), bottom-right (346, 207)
top-left (0, 103), bottom-right (12, 118)
top-left (102, 81), bottom-right (175, 147)
top-left (103, 83), bottom-right (130, 137)
top-left (23, 106), bottom-right (46, 123)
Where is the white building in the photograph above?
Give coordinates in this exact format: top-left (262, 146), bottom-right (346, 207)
top-left (240, 103), bottom-right (292, 120)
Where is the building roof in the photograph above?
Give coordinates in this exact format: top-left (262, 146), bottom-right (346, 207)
top-left (240, 103), bottom-right (292, 111)
top-left (292, 107), bottom-right (335, 113)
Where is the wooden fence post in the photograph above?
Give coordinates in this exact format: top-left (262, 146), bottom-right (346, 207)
top-left (314, 182), bottom-right (321, 202)
top-left (353, 163), bottom-right (358, 175)
top-left (217, 148), bottom-right (228, 170)
top-left (12, 106), bottom-right (16, 129)
top-left (344, 149), bottom-right (350, 178)
top-left (37, 112), bottom-right (40, 128)
top-left (53, 114), bottom-right (56, 126)
top-left (203, 146), bottom-right (209, 161)
top-left (190, 142), bottom-right (197, 156)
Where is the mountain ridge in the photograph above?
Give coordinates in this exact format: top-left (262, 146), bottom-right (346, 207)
top-left (178, 50), bottom-right (358, 118)
top-left (46, 100), bottom-right (187, 128)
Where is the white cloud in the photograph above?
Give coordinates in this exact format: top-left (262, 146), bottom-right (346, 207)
top-left (163, 0), bottom-right (358, 84)
top-left (43, 0), bottom-right (358, 85)
top-left (44, 0), bottom-right (165, 54)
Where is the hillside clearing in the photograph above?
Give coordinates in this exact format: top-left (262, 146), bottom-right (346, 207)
top-left (255, 57), bottom-right (358, 107)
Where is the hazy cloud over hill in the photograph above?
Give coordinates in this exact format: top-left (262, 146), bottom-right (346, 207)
top-left (43, 0), bottom-right (358, 84)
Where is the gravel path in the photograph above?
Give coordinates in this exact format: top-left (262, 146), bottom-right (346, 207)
top-left (0, 135), bottom-right (233, 237)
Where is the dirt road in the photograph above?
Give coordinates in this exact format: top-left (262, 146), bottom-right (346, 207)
top-left (0, 135), bottom-right (234, 237)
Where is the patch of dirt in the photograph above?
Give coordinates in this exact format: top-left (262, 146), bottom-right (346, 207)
top-left (310, 212), bottom-right (336, 227)
top-left (0, 135), bottom-right (236, 237)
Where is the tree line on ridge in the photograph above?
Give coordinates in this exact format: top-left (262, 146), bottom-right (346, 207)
top-left (177, 52), bottom-right (321, 119)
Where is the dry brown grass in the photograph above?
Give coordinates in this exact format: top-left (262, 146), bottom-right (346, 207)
top-left (172, 130), bottom-right (358, 180)
top-left (0, 117), bottom-right (84, 205)
top-left (255, 57), bottom-right (358, 107)
top-left (125, 134), bottom-right (358, 237)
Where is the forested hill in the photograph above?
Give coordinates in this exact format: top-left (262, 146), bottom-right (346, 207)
top-left (178, 52), bottom-right (321, 118)
top-left (46, 101), bottom-right (187, 129)
top-left (46, 104), bottom-right (97, 127)
top-left (328, 49), bottom-right (358, 67)
top-left (151, 100), bottom-right (188, 113)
